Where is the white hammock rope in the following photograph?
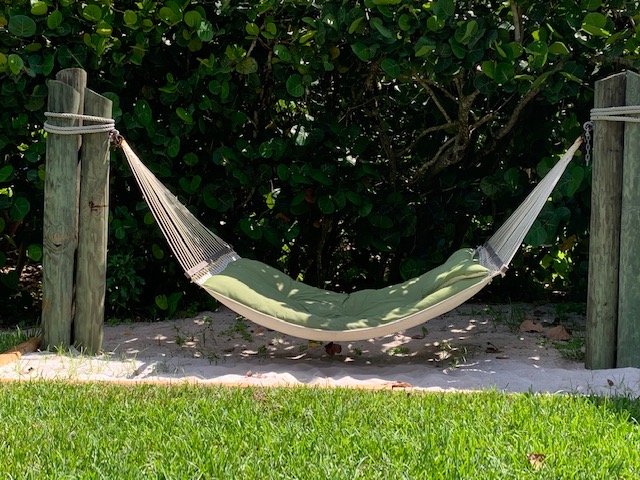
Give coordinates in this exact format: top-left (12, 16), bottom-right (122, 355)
top-left (42, 112), bottom-right (583, 280)
top-left (481, 137), bottom-right (583, 272)
top-left (119, 139), bottom-right (240, 283)
top-left (582, 105), bottom-right (640, 164)
top-left (43, 111), bottom-right (583, 326)
top-left (43, 113), bottom-right (239, 282)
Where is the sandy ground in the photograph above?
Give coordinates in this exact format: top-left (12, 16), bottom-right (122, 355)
top-left (1, 303), bottom-right (639, 396)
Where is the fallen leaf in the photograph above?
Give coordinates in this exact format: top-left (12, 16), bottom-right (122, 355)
top-left (253, 326), bottom-right (265, 334)
top-left (528, 453), bottom-right (546, 470)
top-left (305, 187), bottom-right (316, 204)
top-left (324, 342), bottom-right (342, 355)
top-left (411, 333), bottom-right (425, 340)
top-left (486, 342), bottom-right (501, 353)
top-left (607, 379), bottom-right (614, 387)
top-left (520, 318), bottom-right (544, 333)
top-left (252, 390), bottom-right (267, 402)
top-left (545, 325), bottom-right (572, 341)
top-left (308, 341), bottom-right (321, 348)
top-left (389, 381), bottom-right (413, 389)
top-left (496, 355), bottom-right (510, 360)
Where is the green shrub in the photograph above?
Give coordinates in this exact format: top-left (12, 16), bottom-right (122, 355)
top-left (1, 0), bottom-right (637, 321)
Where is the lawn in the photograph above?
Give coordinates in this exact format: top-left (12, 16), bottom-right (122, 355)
top-left (0, 382), bottom-right (638, 479)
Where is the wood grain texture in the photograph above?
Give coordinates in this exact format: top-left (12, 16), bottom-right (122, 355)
top-left (42, 77), bottom-right (84, 350)
top-left (617, 71), bottom-right (640, 368)
top-left (74, 88), bottom-right (112, 354)
top-left (585, 72), bottom-right (626, 370)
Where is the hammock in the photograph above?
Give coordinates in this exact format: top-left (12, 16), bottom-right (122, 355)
top-left (43, 111), bottom-right (583, 340)
top-left (117, 136), bottom-right (583, 341)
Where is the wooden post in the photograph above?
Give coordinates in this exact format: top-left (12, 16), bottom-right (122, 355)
top-left (74, 89), bottom-right (113, 354)
top-left (585, 73), bottom-right (626, 369)
top-left (42, 69), bottom-right (87, 349)
top-left (617, 71), bottom-right (640, 367)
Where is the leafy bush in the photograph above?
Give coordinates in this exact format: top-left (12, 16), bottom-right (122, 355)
top-left (1, 0), bottom-right (638, 322)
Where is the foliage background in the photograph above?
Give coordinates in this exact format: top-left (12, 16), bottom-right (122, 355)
top-left (1, 0), bottom-right (638, 324)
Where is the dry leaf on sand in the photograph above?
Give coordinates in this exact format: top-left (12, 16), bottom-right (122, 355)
top-left (519, 318), bottom-right (544, 333)
top-left (324, 342), bottom-right (342, 355)
top-left (545, 325), bottom-right (572, 341)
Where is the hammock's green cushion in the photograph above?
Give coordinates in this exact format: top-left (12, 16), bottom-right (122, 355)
top-left (203, 248), bottom-right (490, 331)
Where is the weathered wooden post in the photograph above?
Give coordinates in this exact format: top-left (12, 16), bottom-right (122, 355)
top-left (586, 70), bottom-right (640, 369)
top-left (585, 73), bottom-right (625, 369)
top-left (43, 68), bottom-right (111, 354)
top-left (617, 71), bottom-right (640, 368)
top-left (74, 89), bottom-right (113, 354)
top-left (42, 68), bottom-right (86, 349)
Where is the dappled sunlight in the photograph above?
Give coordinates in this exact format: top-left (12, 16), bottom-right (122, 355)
top-left (90, 304), bottom-right (581, 384)
top-left (4, 303), bottom-right (630, 399)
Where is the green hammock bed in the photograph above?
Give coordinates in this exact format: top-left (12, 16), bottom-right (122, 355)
top-left (201, 248), bottom-right (490, 340)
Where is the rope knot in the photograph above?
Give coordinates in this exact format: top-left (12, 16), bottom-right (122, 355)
top-left (109, 129), bottom-right (123, 148)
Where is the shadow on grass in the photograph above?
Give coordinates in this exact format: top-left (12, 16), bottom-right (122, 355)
top-left (587, 394), bottom-right (640, 425)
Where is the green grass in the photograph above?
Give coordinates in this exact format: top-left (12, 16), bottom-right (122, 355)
top-left (0, 383), bottom-right (639, 479)
top-left (554, 336), bottom-right (586, 361)
top-left (0, 328), bottom-right (35, 353)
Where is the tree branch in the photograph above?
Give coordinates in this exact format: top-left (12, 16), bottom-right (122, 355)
top-left (408, 86), bottom-right (481, 184)
top-left (408, 136), bottom-right (456, 185)
top-left (414, 77), bottom-right (453, 123)
top-left (475, 85), bottom-right (542, 159)
top-left (398, 121), bottom-right (457, 158)
top-left (372, 105), bottom-right (399, 188)
top-left (510, 0), bottom-right (524, 43)
top-left (409, 65), bottom-right (565, 185)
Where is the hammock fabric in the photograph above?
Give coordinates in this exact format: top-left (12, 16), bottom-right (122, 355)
top-left (116, 136), bottom-right (583, 341)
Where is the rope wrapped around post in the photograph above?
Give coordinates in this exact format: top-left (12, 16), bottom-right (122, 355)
top-left (45, 112), bottom-right (123, 148)
top-left (590, 105), bottom-right (640, 123)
